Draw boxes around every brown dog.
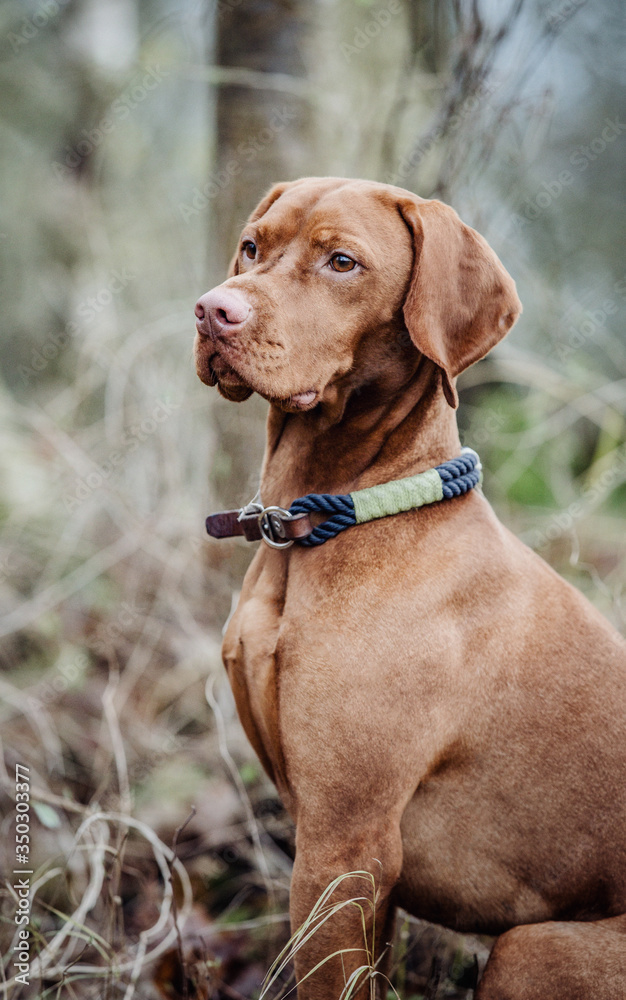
[194,178,626,999]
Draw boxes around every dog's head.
[194,177,521,412]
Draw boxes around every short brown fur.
[194,178,626,998]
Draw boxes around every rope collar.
[206,448,482,549]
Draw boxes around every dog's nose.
[195,288,251,337]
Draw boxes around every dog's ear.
[248,181,291,222]
[228,182,292,278]
[397,197,522,408]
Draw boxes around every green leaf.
[32,801,61,829]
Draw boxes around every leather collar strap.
[206,448,481,549]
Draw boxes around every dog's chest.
[221,554,293,802]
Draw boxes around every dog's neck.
[260,359,461,505]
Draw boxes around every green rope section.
[351,468,444,524]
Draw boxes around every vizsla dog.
[194,178,626,999]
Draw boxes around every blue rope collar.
[206,448,482,549]
[289,448,482,546]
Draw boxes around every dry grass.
[1,1,624,997]
[0,169,624,1000]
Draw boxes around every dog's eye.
[242,241,257,260]
[330,253,356,272]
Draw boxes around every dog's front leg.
[289,823,402,999]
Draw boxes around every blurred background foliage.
[0,0,624,996]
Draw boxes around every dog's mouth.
[204,353,253,402]
[200,350,320,412]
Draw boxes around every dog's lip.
[209,352,247,386]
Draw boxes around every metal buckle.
[258,506,295,549]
